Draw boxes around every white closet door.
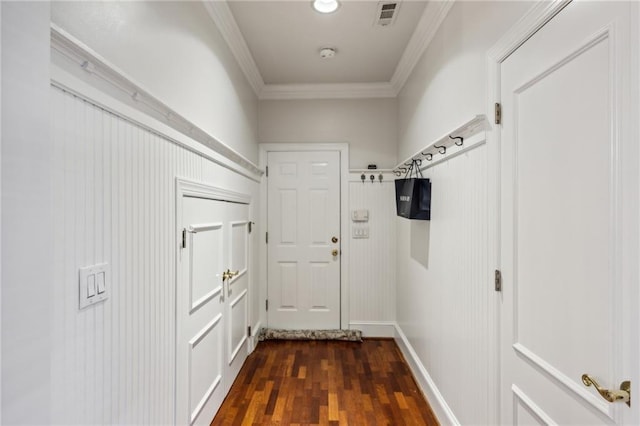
[177,196,226,425]
[176,193,250,425]
[225,202,250,383]
[500,1,637,424]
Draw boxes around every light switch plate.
[352,226,370,239]
[79,263,109,310]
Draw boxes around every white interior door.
[225,202,250,382]
[176,188,250,425]
[177,196,226,426]
[500,1,638,424]
[267,150,341,329]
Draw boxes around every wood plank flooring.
[211,339,439,425]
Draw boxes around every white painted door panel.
[177,195,250,425]
[500,2,637,425]
[177,197,226,425]
[267,151,341,329]
[226,208,250,382]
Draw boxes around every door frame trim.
[176,178,252,204]
[259,143,350,330]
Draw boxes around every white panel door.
[225,202,250,382]
[177,196,226,426]
[267,151,341,329]
[177,193,250,425]
[500,2,637,424]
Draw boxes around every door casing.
[259,143,350,330]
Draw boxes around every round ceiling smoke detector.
[312,0,339,13]
[319,48,336,59]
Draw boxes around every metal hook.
[394,171,401,177]
[421,152,433,161]
[399,167,407,174]
[449,135,464,146]
[370,174,375,184]
[378,173,383,183]
[361,173,366,183]
[434,144,447,155]
[413,158,422,167]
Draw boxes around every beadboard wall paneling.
[395,145,496,425]
[348,174,396,331]
[50,86,257,424]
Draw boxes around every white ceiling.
[204,0,454,99]
[227,1,427,85]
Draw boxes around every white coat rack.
[348,169,394,184]
[393,115,491,176]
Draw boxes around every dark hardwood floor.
[211,339,439,425]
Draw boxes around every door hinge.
[265,232,268,244]
[247,326,252,337]
[266,299,269,311]
[495,103,502,125]
[494,269,502,292]
[248,221,253,234]
[181,228,187,249]
[265,166,268,177]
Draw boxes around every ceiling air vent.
[374,2,400,27]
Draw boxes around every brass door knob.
[331,249,339,257]
[331,236,339,243]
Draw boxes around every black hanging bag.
[395,159,431,220]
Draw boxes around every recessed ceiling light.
[313,0,340,14]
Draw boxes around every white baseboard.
[348,321,396,338]
[393,323,460,426]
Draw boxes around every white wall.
[259,99,398,331]
[1,1,262,423]
[52,1,258,163]
[49,84,259,424]
[348,173,396,336]
[397,146,493,424]
[259,98,397,169]
[398,1,532,161]
[395,2,532,424]
[1,2,53,424]
[0,0,3,415]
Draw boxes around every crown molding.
[390,0,455,94]
[202,0,265,96]
[203,0,454,100]
[50,24,263,180]
[259,82,396,100]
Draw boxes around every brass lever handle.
[582,374,631,407]
[222,269,240,281]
